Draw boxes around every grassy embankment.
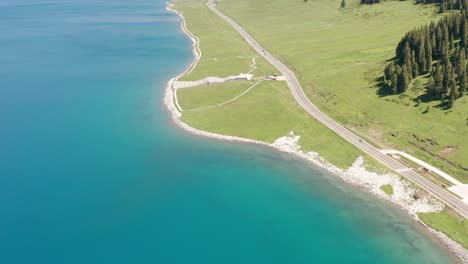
[174,0,363,169]
[178,81,250,110]
[218,0,468,184]
[216,0,467,247]
[419,210,468,248]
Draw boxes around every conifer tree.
[397,67,409,93]
[443,62,452,93]
[434,64,444,97]
[425,34,433,72]
[448,88,455,108]
[418,38,427,72]
[459,70,467,95]
[450,33,455,50]
[391,67,399,94]
[440,2,447,13]
[458,48,466,75]
[461,18,468,48]
[426,76,436,97]
[384,63,393,83]
[411,51,419,77]
[436,27,443,59]
[441,41,450,65]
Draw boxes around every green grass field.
[181,81,362,168]
[173,0,277,81]
[217,0,468,183]
[419,210,468,249]
[177,81,254,110]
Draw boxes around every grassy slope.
[218,0,468,183]
[177,81,252,110]
[174,0,363,168]
[175,0,276,81]
[181,81,362,168]
[419,210,468,249]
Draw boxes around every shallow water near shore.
[0,0,458,263]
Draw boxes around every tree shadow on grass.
[386,57,396,63]
[433,100,451,110]
[417,93,434,103]
[375,75,393,97]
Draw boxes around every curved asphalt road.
[207,1,468,218]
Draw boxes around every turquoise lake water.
[0,0,458,263]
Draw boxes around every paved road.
[207,1,468,218]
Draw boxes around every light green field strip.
[177,80,263,111]
[181,81,362,169]
[218,0,468,182]
[173,0,277,81]
[419,210,468,249]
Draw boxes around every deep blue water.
[0,0,457,263]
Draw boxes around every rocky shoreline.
[165,2,467,262]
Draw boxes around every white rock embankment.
[271,132,467,263]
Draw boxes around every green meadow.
[180,81,362,168]
[419,210,468,248]
[174,0,277,81]
[177,81,252,110]
[218,0,468,183]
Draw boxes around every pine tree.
[403,42,412,71]
[418,37,427,73]
[450,33,455,50]
[448,88,455,108]
[457,50,467,96]
[461,17,467,48]
[434,64,444,97]
[443,23,449,45]
[440,2,447,13]
[441,41,450,65]
[411,50,419,77]
[453,82,460,98]
[459,70,467,96]
[391,66,399,94]
[397,67,409,93]
[436,27,443,59]
[443,62,453,94]
[425,34,433,73]
[450,65,458,98]
[426,76,436,97]
[454,14,461,36]
[384,63,393,83]
[458,48,465,72]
